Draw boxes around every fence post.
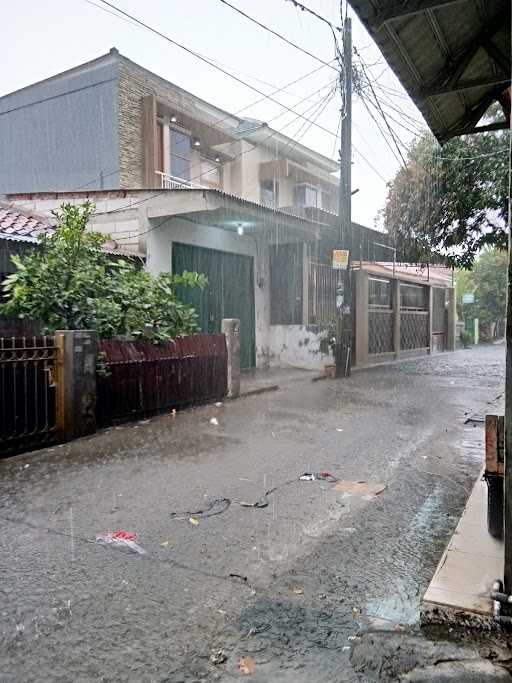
[428,285,433,353]
[446,287,456,351]
[55,330,98,442]
[222,319,240,399]
[392,279,401,359]
[354,269,368,366]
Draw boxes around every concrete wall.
[0,56,120,194]
[267,325,331,371]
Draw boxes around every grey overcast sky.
[1,0,426,228]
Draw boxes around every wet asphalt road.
[0,344,506,682]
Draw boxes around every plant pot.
[324,364,336,379]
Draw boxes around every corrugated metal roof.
[349,0,511,142]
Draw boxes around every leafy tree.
[383,123,509,268]
[1,203,207,341]
[456,248,507,339]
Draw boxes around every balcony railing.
[156,171,205,190]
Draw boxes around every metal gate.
[172,243,256,369]
[0,336,59,456]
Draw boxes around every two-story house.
[1,48,403,371]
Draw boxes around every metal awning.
[349,0,511,142]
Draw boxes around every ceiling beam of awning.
[374,0,467,28]
[348,0,511,142]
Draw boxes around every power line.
[95,0,340,139]
[96,80,340,218]
[216,0,338,72]
[355,49,408,168]
[283,0,342,33]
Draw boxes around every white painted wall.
[267,325,331,371]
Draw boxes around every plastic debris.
[336,428,344,432]
[239,656,255,674]
[160,540,170,547]
[189,517,200,526]
[299,473,316,481]
[95,530,146,555]
[210,417,219,426]
[215,402,223,407]
[171,409,177,418]
[299,471,337,482]
[23,464,30,469]
[210,650,227,665]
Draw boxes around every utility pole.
[334,17,352,378]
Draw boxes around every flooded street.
[0,344,506,682]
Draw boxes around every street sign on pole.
[462,292,475,304]
[332,249,349,270]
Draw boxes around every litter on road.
[189,517,200,526]
[210,650,227,665]
[95,530,147,555]
[210,417,219,426]
[334,480,386,497]
[238,656,255,674]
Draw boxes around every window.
[294,183,318,208]
[170,128,191,180]
[400,283,427,310]
[201,157,221,187]
[369,277,391,308]
[261,179,279,208]
[321,190,336,212]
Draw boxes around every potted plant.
[319,320,337,377]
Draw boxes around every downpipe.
[490,580,512,625]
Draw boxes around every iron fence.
[400,311,429,350]
[308,262,338,324]
[96,334,228,426]
[368,310,394,355]
[0,336,58,456]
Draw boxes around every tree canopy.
[383,124,509,268]
[1,203,207,342]
[456,247,507,339]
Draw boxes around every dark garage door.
[172,242,256,369]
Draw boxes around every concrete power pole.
[335,17,353,378]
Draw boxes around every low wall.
[267,325,331,371]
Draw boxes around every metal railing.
[0,336,59,456]
[308,262,338,325]
[156,171,206,190]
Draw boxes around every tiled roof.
[0,203,55,243]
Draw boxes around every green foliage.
[456,248,507,339]
[383,126,509,268]
[460,329,473,348]
[1,203,207,342]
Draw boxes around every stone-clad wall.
[118,58,222,189]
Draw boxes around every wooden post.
[222,319,240,399]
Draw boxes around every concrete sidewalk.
[422,471,503,626]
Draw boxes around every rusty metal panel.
[486,414,505,476]
[96,334,228,426]
[0,336,58,456]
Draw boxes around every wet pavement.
[0,344,508,682]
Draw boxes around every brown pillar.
[354,269,368,366]
[55,330,97,441]
[392,279,401,358]
[446,287,456,352]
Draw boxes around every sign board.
[332,249,349,270]
[462,293,475,305]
